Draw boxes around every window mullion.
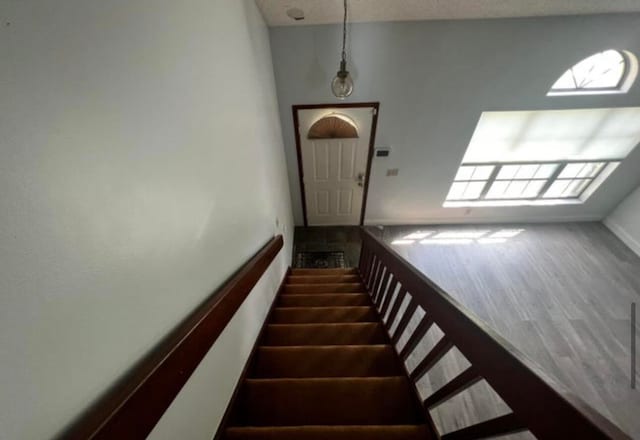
[477,165,501,200]
[537,163,566,199]
[460,181,471,200]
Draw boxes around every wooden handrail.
[59,235,284,440]
[359,228,630,440]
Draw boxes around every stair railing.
[359,228,630,440]
[59,235,284,440]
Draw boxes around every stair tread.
[274,305,373,309]
[286,281,362,287]
[268,322,379,326]
[256,344,392,349]
[280,293,368,296]
[272,306,374,312]
[245,376,407,382]
[278,293,370,307]
[287,275,361,284]
[251,345,401,378]
[291,268,358,275]
[238,377,423,426]
[284,283,365,293]
[282,290,367,297]
[226,425,432,439]
[271,306,376,323]
[271,306,377,323]
[263,322,387,346]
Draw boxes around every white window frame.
[445,160,619,204]
[547,50,638,96]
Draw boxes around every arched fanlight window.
[548,49,638,96]
[308,114,359,139]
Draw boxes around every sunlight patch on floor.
[391,228,525,246]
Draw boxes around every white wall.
[0,1,293,439]
[148,261,284,440]
[269,15,640,225]
[605,185,640,256]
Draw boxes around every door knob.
[357,172,365,187]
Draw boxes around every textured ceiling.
[255,0,640,26]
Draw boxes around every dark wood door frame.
[292,102,380,227]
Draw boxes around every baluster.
[423,366,482,409]
[371,263,385,298]
[386,287,408,329]
[374,270,391,306]
[391,298,418,345]
[366,256,379,290]
[380,278,399,319]
[366,252,377,287]
[399,315,434,360]
[410,336,454,382]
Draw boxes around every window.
[446,161,618,204]
[446,165,494,201]
[447,108,640,208]
[308,114,359,139]
[548,50,638,96]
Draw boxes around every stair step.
[238,377,422,426]
[284,283,365,294]
[270,306,377,324]
[278,293,370,307]
[250,345,401,378]
[291,268,358,276]
[226,425,432,440]
[263,323,387,346]
[287,274,361,284]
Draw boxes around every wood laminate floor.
[381,223,640,439]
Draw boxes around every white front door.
[298,107,374,226]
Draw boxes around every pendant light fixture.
[331,0,353,99]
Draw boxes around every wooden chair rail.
[359,228,630,440]
[60,235,284,440]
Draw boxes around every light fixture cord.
[341,0,347,63]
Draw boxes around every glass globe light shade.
[331,73,354,99]
[331,63,353,99]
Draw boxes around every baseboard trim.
[603,218,640,257]
[365,214,603,226]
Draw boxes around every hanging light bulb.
[331,0,353,99]
[332,60,353,99]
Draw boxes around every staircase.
[224,268,435,439]
[64,232,632,440]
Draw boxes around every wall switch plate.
[386,168,399,176]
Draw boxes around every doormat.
[295,251,346,269]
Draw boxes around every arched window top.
[308,114,359,139]
[548,49,638,96]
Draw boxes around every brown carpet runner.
[224,268,435,439]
